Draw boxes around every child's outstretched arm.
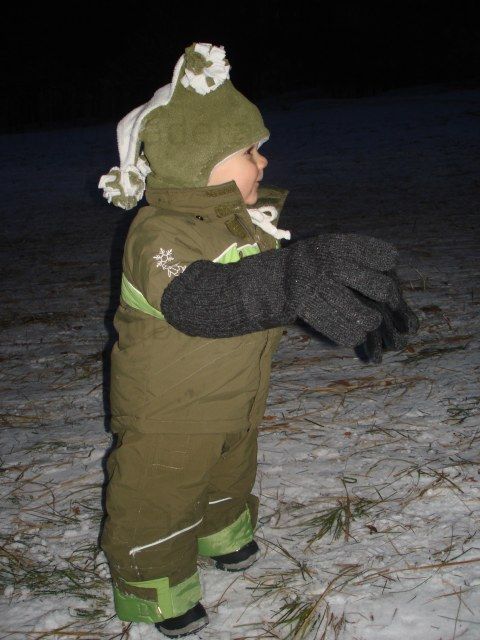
[160,233,406,348]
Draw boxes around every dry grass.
[0,311,77,329]
[299,374,429,397]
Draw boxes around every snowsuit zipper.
[233,212,272,252]
[230,213,273,425]
[233,213,256,243]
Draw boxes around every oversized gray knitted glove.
[160,233,403,347]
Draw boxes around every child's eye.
[245,146,255,155]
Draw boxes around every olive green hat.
[99,42,270,210]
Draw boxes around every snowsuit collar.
[145,180,291,240]
[145,180,252,221]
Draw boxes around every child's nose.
[258,154,268,169]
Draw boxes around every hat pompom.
[98,157,151,210]
[180,43,230,95]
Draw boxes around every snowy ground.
[1,84,479,639]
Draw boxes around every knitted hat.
[98,42,270,210]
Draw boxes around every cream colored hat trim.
[98,54,185,206]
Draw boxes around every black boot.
[155,602,209,638]
[210,539,260,571]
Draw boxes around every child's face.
[207,143,268,205]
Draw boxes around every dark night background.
[3,1,479,133]
[1,3,480,633]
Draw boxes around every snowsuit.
[101,180,289,622]
[98,41,419,634]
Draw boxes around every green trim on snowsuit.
[212,241,260,264]
[197,505,253,556]
[120,241,263,320]
[113,571,201,623]
[121,272,165,319]
[112,506,253,622]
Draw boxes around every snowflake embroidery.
[153,248,187,278]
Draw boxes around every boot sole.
[214,550,260,572]
[156,614,209,638]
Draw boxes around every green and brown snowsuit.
[101,180,289,622]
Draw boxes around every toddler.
[98,42,418,638]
